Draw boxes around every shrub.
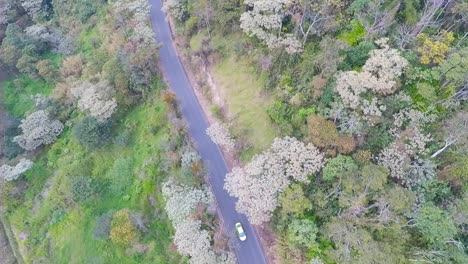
[339,41,375,71]
[0,159,34,181]
[73,117,112,148]
[13,110,64,151]
[109,209,138,245]
[61,55,83,78]
[70,176,95,203]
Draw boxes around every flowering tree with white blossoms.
[206,122,235,150]
[110,0,156,48]
[224,137,325,224]
[162,179,235,263]
[71,79,117,121]
[378,108,434,186]
[162,0,187,21]
[0,159,34,181]
[173,219,236,264]
[162,179,213,225]
[240,0,302,54]
[13,110,64,151]
[335,38,408,117]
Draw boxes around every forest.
[0,0,467,264]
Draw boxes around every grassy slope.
[213,57,276,152]
[190,32,277,158]
[5,95,183,263]
[3,76,54,118]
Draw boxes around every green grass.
[6,95,183,263]
[2,76,53,117]
[213,56,277,155]
[189,31,278,157]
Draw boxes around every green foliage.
[339,41,376,71]
[70,176,95,203]
[267,100,293,134]
[3,76,53,117]
[322,155,358,181]
[338,20,366,46]
[364,123,393,152]
[279,184,312,217]
[73,117,113,149]
[415,204,457,247]
[287,219,319,249]
[0,117,24,159]
[401,0,420,24]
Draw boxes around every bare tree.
[431,112,468,158]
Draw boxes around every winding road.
[149,1,267,264]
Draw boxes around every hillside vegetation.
[0,0,232,263]
[165,0,467,263]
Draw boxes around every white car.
[235,222,247,241]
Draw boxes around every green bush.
[1,117,24,159]
[338,20,366,46]
[339,41,376,71]
[364,123,393,152]
[70,176,95,203]
[73,117,113,148]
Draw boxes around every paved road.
[149,1,267,264]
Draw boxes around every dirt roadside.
[165,17,241,169]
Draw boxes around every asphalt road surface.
[149,1,267,264]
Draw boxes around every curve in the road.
[148,1,267,264]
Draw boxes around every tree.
[71,79,117,121]
[312,37,349,77]
[162,179,213,225]
[287,219,318,248]
[73,117,112,148]
[36,59,58,82]
[162,179,234,264]
[173,219,235,264]
[239,0,302,53]
[109,209,138,245]
[348,0,401,37]
[417,31,455,65]
[431,112,467,158]
[377,119,433,183]
[13,110,64,151]
[206,122,235,150]
[307,114,357,155]
[432,47,468,99]
[279,184,312,217]
[335,38,408,117]
[110,0,159,94]
[60,55,83,78]
[322,155,358,181]
[414,204,457,247]
[224,137,325,224]
[21,0,49,20]
[0,158,33,181]
[162,0,188,21]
